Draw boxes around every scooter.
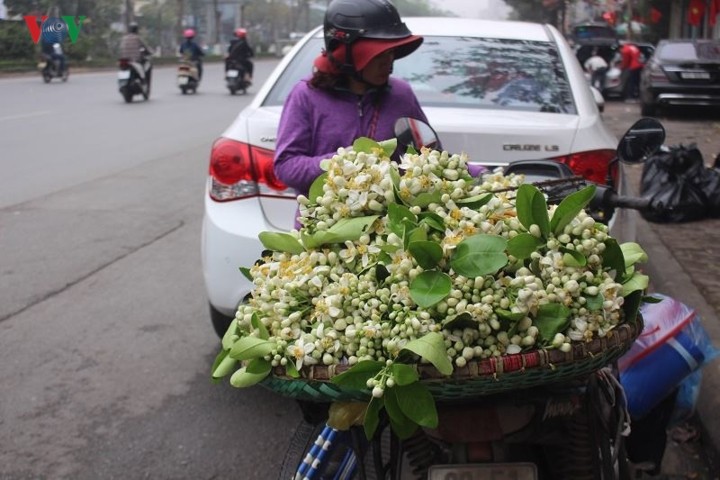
[225,59,251,95]
[177,57,200,94]
[38,43,69,83]
[278,117,669,480]
[117,48,152,103]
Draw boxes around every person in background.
[226,28,254,83]
[273,0,429,200]
[620,42,643,100]
[179,28,205,80]
[584,47,609,94]
[119,22,153,84]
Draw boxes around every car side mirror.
[617,117,665,164]
[393,117,441,151]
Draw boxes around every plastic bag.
[640,144,708,223]
[619,294,720,419]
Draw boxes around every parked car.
[640,39,720,116]
[201,17,619,336]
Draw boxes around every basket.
[261,317,643,403]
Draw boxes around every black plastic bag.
[640,145,708,223]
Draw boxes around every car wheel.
[210,303,234,338]
[640,101,656,117]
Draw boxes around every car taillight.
[552,149,617,186]
[648,62,668,82]
[208,138,291,202]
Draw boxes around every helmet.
[183,28,195,39]
[128,22,138,34]
[234,28,247,38]
[317,0,422,74]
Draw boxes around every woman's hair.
[309,70,344,90]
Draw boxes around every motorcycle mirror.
[616,118,665,164]
[393,117,441,151]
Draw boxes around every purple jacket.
[274,76,428,196]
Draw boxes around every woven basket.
[261,317,643,403]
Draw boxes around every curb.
[636,216,720,468]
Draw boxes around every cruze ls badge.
[503,144,560,152]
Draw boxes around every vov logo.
[23,16,86,44]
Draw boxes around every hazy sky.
[432,0,512,20]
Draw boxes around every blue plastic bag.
[619,294,720,419]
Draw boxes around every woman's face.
[361,49,395,86]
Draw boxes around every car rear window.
[264,35,576,114]
[658,41,720,61]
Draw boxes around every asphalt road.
[0,59,302,480]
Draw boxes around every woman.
[273,0,428,197]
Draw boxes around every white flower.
[287,341,316,370]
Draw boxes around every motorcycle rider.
[41,39,66,74]
[226,28,254,83]
[119,22,153,86]
[179,28,205,80]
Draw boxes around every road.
[0,59,301,480]
[2,62,720,479]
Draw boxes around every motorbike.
[224,59,251,95]
[277,117,668,480]
[177,57,200,94]
[117,48,151,103]
[38,43,69,83]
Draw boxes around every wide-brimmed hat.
[314,35,423,74]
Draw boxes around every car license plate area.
[429,463,538,480]
[680,71,711,80]
[227,69,240,77]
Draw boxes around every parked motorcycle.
[38,43,69,83]
[224,59,250,95]
[117,48,151,103]
[177,57,200,94]
[277,117,668,480]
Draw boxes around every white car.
[201,17,619,336]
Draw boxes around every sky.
[431,0,512,20]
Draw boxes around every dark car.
[640,39,720,116]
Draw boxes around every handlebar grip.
[607,192,653,210]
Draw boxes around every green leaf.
[401,332,453,375]
[364,397,382,439]
[456,193,492,210]
[584,293,604,311]
[450,234,508,278]
[251,313,269,340]
[239,266,252,281]
[623,290,643,326]
[409,271,452,308]
[378,138,397,158]
[622,272,649,297]
[353,137,380,154]
[304,216,380,248]
[308,172,328,205]
[620,242,648,268]
[375,263,390,284]
[221,319,239,350]
[395,382,438,428]
[211,349,238,380]
[285,360,300,378]
[229,358,272,388]
[388,203,417,237]
[229,336,276,360]
[441,312,476,330]
[383,388,420,439]
[418,212,446,232]
[550,185,596,235]
[406,227,427,247]
[390,364,419,386]
[507,233,542,260]
[411,191,443,208]
[560,246,587,267]
[516,184,550,238]
[331,360,384,389]
[642,295,663,304]
[408,240,444,270]
[535,303,571,342]
[603,239,626,282]
[258,232,305,255]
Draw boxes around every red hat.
[314,35,423,74]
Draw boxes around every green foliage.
[0,20,35,60]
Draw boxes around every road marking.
[0,111,52,122]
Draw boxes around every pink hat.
[314,35,423,74]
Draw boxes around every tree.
[504,0,570,28]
